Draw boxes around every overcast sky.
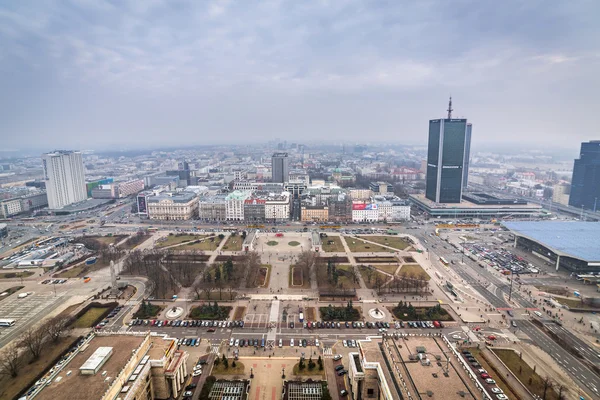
[1,0,598,152]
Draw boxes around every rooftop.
[283,381,322,400]
[36,335,146,400]
[410,194,541,210]
[148,191,197,203]
[503,221,600,261]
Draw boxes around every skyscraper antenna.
[447,96,453,119]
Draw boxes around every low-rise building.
[265,191,291,221]
[198,195,227,221]
[0,198,23,218]
[349,189,372,201]
[147,192,198,220]
[226,190,252,221]
[34,332,189,400]
[20,191,48,212]
[373,196,411,221]
[118,179,145,197]
[352,203,379,222]
[301,205,329,222]
[244,198,266,222]
[369,182,394,195]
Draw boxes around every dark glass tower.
[425,98,472,203]
[569,141,600,211]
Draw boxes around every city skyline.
[1,1,599,150]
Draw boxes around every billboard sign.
[352,204,378,211]
[137,194,147,214]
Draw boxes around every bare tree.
[0,343,22,378]
[555,383,568,400]
[542,376,554,400]
[19,327,45,360]
[44,315,72,343]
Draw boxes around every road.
[543,322,600,365]
[518,320,600,398]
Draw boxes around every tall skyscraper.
[272,152,289,183]
[425,98,472,203]
[42,150,87,209]
[569,140,600,211]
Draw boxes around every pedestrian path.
[322,347,333,357]
[211,345,220,355]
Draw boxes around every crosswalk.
[322,347,333,357]
[211,345,220,355]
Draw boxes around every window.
[367,388,375,397]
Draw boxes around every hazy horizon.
[2,1,599,151]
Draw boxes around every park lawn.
[211,360,245,375]
[317,264,360,290]
[345,238,393,253]
[266,240,279,246]
[399,264,430,280]
[289,266,311,289]
[358,235,410,250]
[358,266,389,290]
[292,363,325,377]
[491,349,560,400]
[0,271,35,279]
[181,237,222,251]
[155,234,207,248]
[222,235,244,251]
[56,265,86,278]
[233,306,246,320]
[119,235,152,250]
[321,236,345,252]
[372,264,399,275]
[72,306,111,328]
[0,336,78,400]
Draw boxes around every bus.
[147,227,159,232]
[439,257,449,266]
[0,319,16,327]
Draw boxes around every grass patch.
[0,286,25,302]
[321,236,345,252]
[222,235,243,251]
[289,266,311,288]
[305,307,316,321]
[554,296,599,310]
[56,265,86,278]
[211,360,245,375]
[316,264,360,290]
[133,302,163,319]
[0,271,34,279]
[292,362,325,377]
[180,236,222,251]
[72,306,111,328]
[400,263,430,280]
[233,306,246,320]
[358,266,389,289]
[288,241,301,247]
[320,304,361,321]
[372,264,399,275]
[155,234,207,248]
[0,336,77,400]
[89,235,127,246]
[119,234,152,250]
[189,304,232,320]
[266,240,279,246]
[492,348,560,400]
[345,237,394,253]
[358,235,410,250]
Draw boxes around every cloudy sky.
[1,0,598,152]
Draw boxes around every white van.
[533,311,542,318]
[315,339,320,347]
[290,338,294,347]
[279,339,283,348]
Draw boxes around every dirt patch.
[321,236,345,252]
[355,256,397,263]
[214,255,247,262]
[321,256,349,263]
[403,256,416,263]
[292,267,303,286]
[71,305,112,328]
[305,307,316,321]
[233,306,246,320]
[256,266,270,287]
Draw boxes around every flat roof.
[410,194,541,210]
[36,335,145,400]
[503,221,600,261]
[80,346,113,373]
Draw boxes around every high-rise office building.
[463,123,472,188]
[425,98,472,203]
[272,153,289,183]
[569,140,600,211]
[42,150,87,209]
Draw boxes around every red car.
[480,373,490,379]
[207,328,215,332]
[487,335,496,340]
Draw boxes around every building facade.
[198,196,227,221]
[301,206,329,222]
[20,191,48,212]
[569,141,600,211]
[147,192,198,220]
[265,192,291,221]
[226,190,252,221]
[42,150,87,209]
[369,182,394,195]
[244,198,266,222]
[352,203,379,222]
[0,198,22,218]
[118,179,145,197]
[271,153,289,183]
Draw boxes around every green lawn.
[180,237,222,251]
[554,297,599,310]
[155,234,207,248]
[266,240,279,246]
[56,265,86,278]
[72,307,110,328]
[372,264,399,275]
[321,236,345,252]
[0,271,35,279]
[345,237,393,253]
[399,264,430,280]
[358,235,410,250]
[492,349,560,400]
[211,360,245,375]
[222,235,243,251]
[288,241,301,246]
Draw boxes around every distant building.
[226,190,252,221]
[244,198,266,222]
[349,189,372,201]
[552,183,570,206]
[369,182,394,195]
[425,99,472,204]
[33,332,189,400]
[328,196,352,222]
[272,153,289,183]
[373,196,411,221]
[0,198,22,218]
[118,179,145,197]
[352,203,379,222]
[198,195,227,221]
[265,191,291,221]
[86,178,114,197]
[147,192,198,220]
[569,140,600,211]
[301,205,329,222]
[42,150,87,209]
[0,223,7,238]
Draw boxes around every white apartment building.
[0,198,22,218]
[264,191,290,221]
[42,151,87,209]
[226,190,252,221]
[147,192,198,220]
[373,196,411,221]
[349,189,373,201]
[351,203,379,222]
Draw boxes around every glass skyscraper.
[569,141,600,211]
[426,117,472,204]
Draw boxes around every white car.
[485,379,496,384]
[193,370,202,377]
[496,394,508,400]
[452,334,461,339]
[342,340,348,347]
[491,388,503,394]
[333,354,342,361]
[229,338,234,346]
[234,339,239,347]
[290,338,294,347]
